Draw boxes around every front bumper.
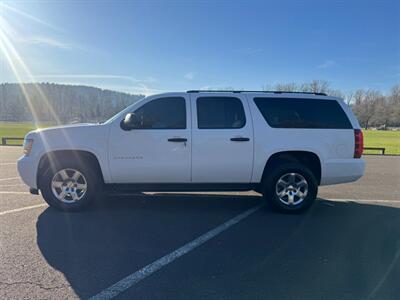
[17,155,39,189]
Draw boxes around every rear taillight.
[354,129,363,158]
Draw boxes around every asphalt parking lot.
[1,146,399,300]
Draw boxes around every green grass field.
[0,122,399,154]
[0,122,52,145]
[362,130,400,155]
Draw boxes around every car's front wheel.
[39,159,101,212]
[262,162,318,213]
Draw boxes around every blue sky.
[0,0,399,95]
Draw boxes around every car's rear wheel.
[262,162,318,213]
[39,159,102,212]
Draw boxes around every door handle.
[230,137,250,142]
[168,138,187,142]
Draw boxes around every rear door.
[190,93,254,183]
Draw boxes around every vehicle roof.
[146,90,343,101]
[149,90,342,101]
[186,90,328,96]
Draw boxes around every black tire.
[262,162,318,214]
[39,158,102,212]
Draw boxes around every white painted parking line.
[89,204,263,300]
[0,177,20,182]
[0,191,30,195]
[0,162,17,166]
[323,198,399,204]
[0,203,47,216]
[0,184,24,188]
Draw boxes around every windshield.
[103,97,147,124]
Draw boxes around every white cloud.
[35,74,161,96]
[127,83,165,96]
[317,60,337,69]
[0,2,62,32]
[15,34,106,55]
[18,36,72,49]
[184,72,196,80]
[104,83,165,96]
[199,84,235,90]
[35,74,156,84]
[0,5,89,53]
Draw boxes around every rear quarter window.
[253,97,352,129]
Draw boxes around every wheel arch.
[37,150,105,189]
[260,150,322,187]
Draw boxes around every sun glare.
[0,3,77,155]
[0,3,62,128]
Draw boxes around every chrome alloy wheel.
[275,173,308,206]
[51,169,87,203]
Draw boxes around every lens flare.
[0,4,76,155]
[0,18,63,126]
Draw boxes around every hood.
[25,122,105,144]
[24,122,107,154]
[35,123,96,133]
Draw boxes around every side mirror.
[120,113,140,131]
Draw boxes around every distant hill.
[0,83,145,123]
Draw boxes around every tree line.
[0,81,399,129]
[0,83,144,124]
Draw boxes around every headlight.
[23,138,34,155]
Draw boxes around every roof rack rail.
[186,90,327,96]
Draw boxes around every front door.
[108,95,191,183]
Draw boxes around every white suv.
[18,91,365,213]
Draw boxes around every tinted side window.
[254,98,352,129]
[197,97,246,129]
[133,97,186,129]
